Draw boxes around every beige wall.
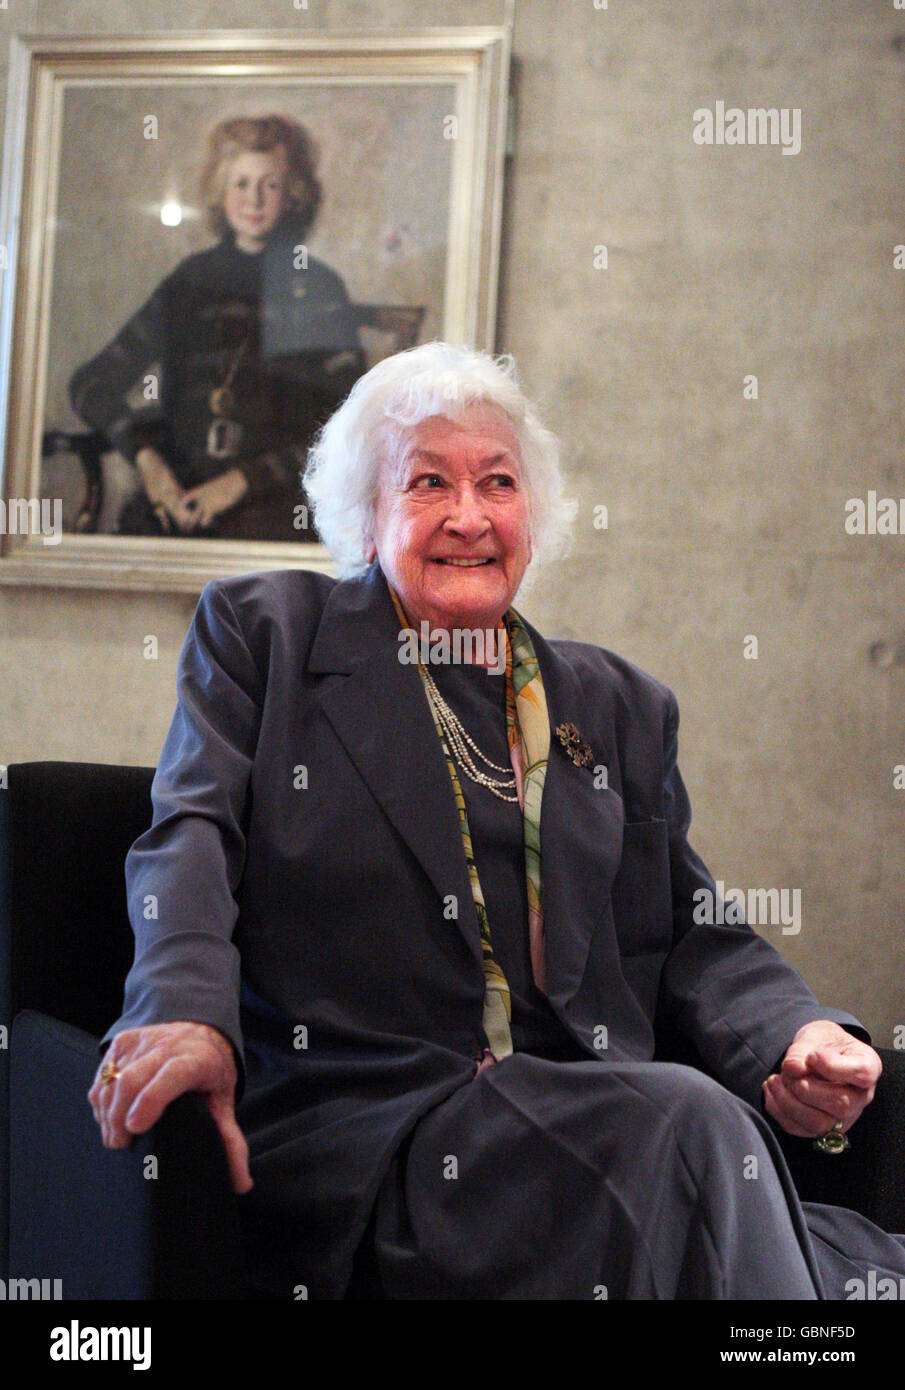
[1,0,903,1044]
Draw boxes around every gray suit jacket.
[104,560,865,1295]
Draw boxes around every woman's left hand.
[763,1019,882,1139]
[177,468,249,531]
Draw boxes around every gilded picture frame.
[0,27,512,591]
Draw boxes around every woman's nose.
[444,487,489,537]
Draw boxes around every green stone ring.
[813,1120,850,1156]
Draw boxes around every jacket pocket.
[609,818,673,956]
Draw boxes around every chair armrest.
[777,1046,905,1234]
[9,1010,245,1298]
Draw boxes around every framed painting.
[0,27,511,590]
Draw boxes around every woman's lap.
[369,1053,905,1300]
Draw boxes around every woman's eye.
[490,474,516,488]
[412,474,444,489]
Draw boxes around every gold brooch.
[555,722,594,768]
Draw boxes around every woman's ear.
[364,537,377,564]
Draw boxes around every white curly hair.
[303,340,577,584]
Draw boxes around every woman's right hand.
[135,447,192,534]
[87,1021,253,1194]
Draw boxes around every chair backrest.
[0,761,155,1280]
[0,762,155,1038]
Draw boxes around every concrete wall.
[1,0,902,1043]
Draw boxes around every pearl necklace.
[421,665,519,802]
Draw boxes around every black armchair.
[0,762,243,1298]
[1,761,903,1299]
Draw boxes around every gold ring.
[99,1059,121,1086]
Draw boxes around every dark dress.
[363,659,905,1300]
[68,214,364,541]
[424,659,586,1061]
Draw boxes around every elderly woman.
[90,342,905,1299]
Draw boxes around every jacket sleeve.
[68,281,178,465]
[656,689,869,1112]
[99,580,264,1096]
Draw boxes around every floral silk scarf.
[389,587,551,1069]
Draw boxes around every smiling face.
[221,146,288,253]
[365,401,532,633]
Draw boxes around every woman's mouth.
[434,558,493,567]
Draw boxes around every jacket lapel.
[307,564,627,1002]
[308,564,484,971]
[526,620,626,1008]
